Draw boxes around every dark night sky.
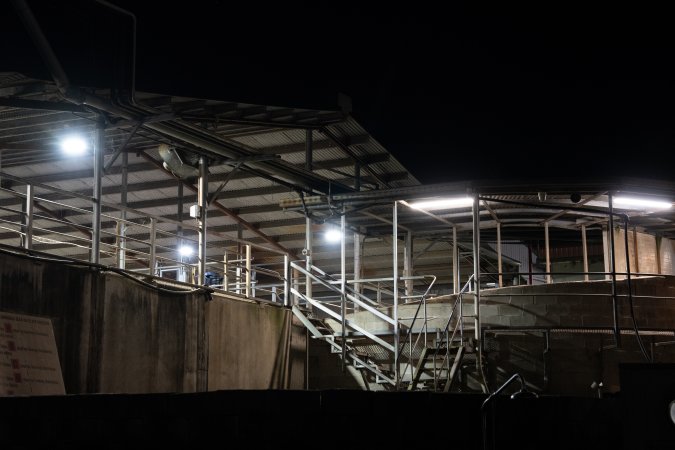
[2,1,674,184]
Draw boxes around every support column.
[581,224,589,281]
[177,182,184,281]
[24,184,34,250]
[91,120,104,264]
[452,226,459,294]
[117,150,128,269]
[472,196,481,342]
[404,232,414,300]
[149,218,156,276]
[305,217,313,300]
[608,194,621,347]
[497,222,502,287]
[340,209,347,369]
[544,222,551,283]
[198,156,208,285]
[353,231,362,296]
[245,244,251,298]
[393,201,400,386]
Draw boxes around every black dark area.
[1,1,674,183]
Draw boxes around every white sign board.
[0,311,65,396]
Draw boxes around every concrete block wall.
[0,249,305,394]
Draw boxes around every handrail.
[430,275,474,388]
[481,373,537,450]
[397,275,436,382]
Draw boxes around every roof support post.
[340,207,347,371]
[452,226,459,294]
[305,217,313,301]
[608,193,621,347]
[497,222,503,287]
[404,232,414,301]
[581,224,589,281]
[544,222,551,283]
[116,150,128,269]
[393,201,400,388]
[91,120,104,264]
[198,156,208,285]
[23,184,34,250]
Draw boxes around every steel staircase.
[289,260,477,391]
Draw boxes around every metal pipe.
[24,184,34,250]
[472,196,481,342]
[245,244,251,298]
[91,120,104,264]
[149,218,156,275]
[404,232,414,300]
[453,226,459,294]
[497,223,502,287]
[393,201,400,387]
[140,153,295,257]
[223,252,228,292]
[198,156,208,285]
[473,195,487,393]
[10,0,71,92]
[544,222,551,284]
[117,150,128,269]
[340,208,346,369]
[581,224,589,281]
[283,254,290,306]
[305,216,313,300]
[608,193,621,347]
[353,231,362,308]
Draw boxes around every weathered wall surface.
[0,249,305,394]
[207,298,306,390]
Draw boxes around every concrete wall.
[0,249,305,394]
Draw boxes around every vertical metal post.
[496,222,502,287]
[393,201,400,387]
[117,150,128,269]
[608,194,621,347]
[305,217,313,300]
[198,156,208,285]
[527,243,533,285]
[24,184,34,250]
[91,120,104,264]
[245,244,251,298]
[633,226,640,274]
[452,226,459,294]
[236,226,242,294]
[544,222,551,283]
[340,208,347,369]
[149,218,156,276]
[472,196,481,341]
[472,195,486,392]
[581,224,589,281]
[354,231,362,310]
[404,232,414,300]
[223,252,228,292]
[283,254,290,306]
[177,181,184,281]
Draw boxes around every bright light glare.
[179,246,194,257]
[614,197,672,210]
[324,229,342,243]
[60,136,88,156]
[408,197,474,210]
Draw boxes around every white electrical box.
[189,204,201,218]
